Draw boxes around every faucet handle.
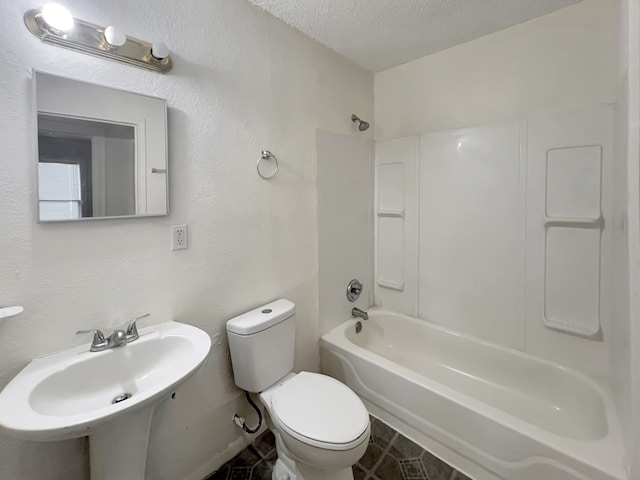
[126,313,150,341]
[76,329,107,351]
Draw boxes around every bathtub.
[320,309,626,480]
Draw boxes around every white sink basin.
[0,321,210,440]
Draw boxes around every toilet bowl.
[261,372,370,479]
[226,299,371,480]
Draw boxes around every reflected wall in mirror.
[34,71,168,222]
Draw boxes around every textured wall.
[248,0,580,72]
[374,0,617,140]
[0,0,373,479]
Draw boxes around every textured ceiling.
[248,0,581,72]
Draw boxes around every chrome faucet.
[75,329,108,352]
[352,307,368,321]
[76,314,150,352]
[107,329,127,348]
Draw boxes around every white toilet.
[226,299,370,480]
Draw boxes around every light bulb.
[151,41,169,60]
[42,3,74,32]
[104,26,126,47]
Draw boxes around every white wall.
[524,106,613,374]
[623,0,640,476]
[376,107,614,377]
[418,122,525,349]
[373,136,419,316]
[375,0,617,140]
[316,131,373,334]
[0,1,373,479]
[611,0,633,471]
[373,0,618,375]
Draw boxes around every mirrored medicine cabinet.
[34,71,169,222]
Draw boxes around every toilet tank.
[226,299,296,392]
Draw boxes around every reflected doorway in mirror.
[33,70,169,222]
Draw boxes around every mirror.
[34,71,168,222]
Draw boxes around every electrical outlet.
[171,224,188,250]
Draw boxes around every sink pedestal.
[0,321,211,480]
[89,406,155,480]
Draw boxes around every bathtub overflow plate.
[112,393,132,404]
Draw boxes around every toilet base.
[272,454,354,480]
[272,458,294,480]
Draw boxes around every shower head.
[351,114,370,132]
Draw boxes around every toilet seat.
[270,372,369,451]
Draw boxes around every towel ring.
[257,150,278,179]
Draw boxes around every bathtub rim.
[320,308,626,480]
[342,309,614,398]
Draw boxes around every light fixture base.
[24,8,172,74]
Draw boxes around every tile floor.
[205,417,473,480]
[205,428,277,480]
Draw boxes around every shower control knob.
[346,279,363,302]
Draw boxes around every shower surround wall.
[373,0,629,468]
[375,108,613,374]
[0,0,373,479]
[316,131,374,335]
[619,0,640,476]
[374,0,640,468]
[374,0,617,369]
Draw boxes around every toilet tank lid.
[226,299,295,335]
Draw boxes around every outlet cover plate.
[171,224,188,250]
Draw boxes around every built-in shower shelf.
[544,216,603,228]
[377,209,405,218]
[543,317,600,337]
[376,154,413,299]
[376,279,405,291]
[0,306,24,320]
[542,142,604,337]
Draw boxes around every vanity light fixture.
[24,4,172,73]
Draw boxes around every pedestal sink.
[0,321,211,480]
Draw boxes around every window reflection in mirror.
[34,71,168,222]
[38,116,136,220]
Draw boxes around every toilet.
[226,299,370,480]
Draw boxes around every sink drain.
[112,393,132,404]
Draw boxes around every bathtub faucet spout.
[352,307,368,321]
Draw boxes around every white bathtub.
[320,309,626,480]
